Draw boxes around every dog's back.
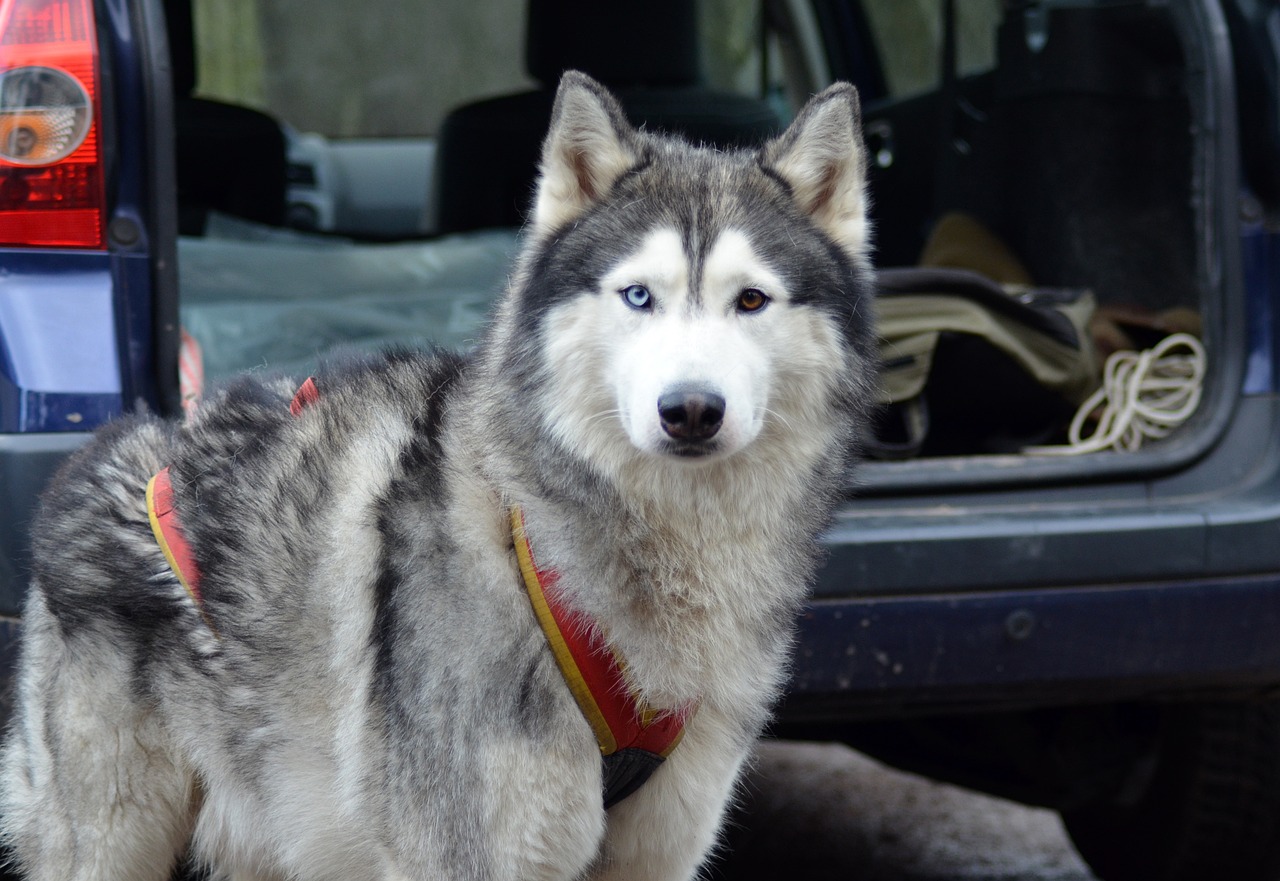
[22,351,465,651]
[2,351,555,880]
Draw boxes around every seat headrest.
[163,0,197,97]
[525,0,700,88]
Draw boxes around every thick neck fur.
[452,333,856,727]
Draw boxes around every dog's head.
[496,72,875,484]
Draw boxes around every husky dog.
[0,72,874,881]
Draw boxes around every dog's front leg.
[589,711,749,881]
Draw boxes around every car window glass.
[191,0,533,138]
[191,0,816,137]
[861,0,1000,98]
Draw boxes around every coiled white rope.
[1031,333,1206,455]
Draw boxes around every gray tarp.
[179,215,519,381]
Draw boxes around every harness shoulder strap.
[146,466,202,604]
[147,377,322,628]
[510,507,692,807]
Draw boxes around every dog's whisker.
[583,409,622,427]
[762,407,795,431]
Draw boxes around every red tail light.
[0,0,105,249]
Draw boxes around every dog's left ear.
[532,71,639,236]
[762,83,869,255]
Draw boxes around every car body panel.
[0,0,1276,730]
[787,573,1280,721]
[0,251,122,432]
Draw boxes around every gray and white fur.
[0,71,875,881]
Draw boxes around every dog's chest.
[477,720,609,878]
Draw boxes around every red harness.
[145,380,319,615]
[511,506,692,806]
[146,466,203,605]
[145,377,690,806]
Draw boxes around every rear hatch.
[1,0,1272,712]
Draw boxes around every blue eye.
[621,284,652,310]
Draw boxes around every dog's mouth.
[657,439,723,459]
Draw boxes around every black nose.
[658,388,726,442]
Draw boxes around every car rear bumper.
[783,574,1280,723]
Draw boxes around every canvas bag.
[871,267,1099,458]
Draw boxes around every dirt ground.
[708,740,1100,881]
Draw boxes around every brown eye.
[737,288,769,313]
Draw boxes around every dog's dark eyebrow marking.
[681,221,703,307]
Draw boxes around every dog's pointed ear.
[762,83,869,255]
[532,71,639,236]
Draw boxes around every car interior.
[166,0,1220,485]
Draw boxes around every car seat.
[432,0,782,234]
[164,0,287,235]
